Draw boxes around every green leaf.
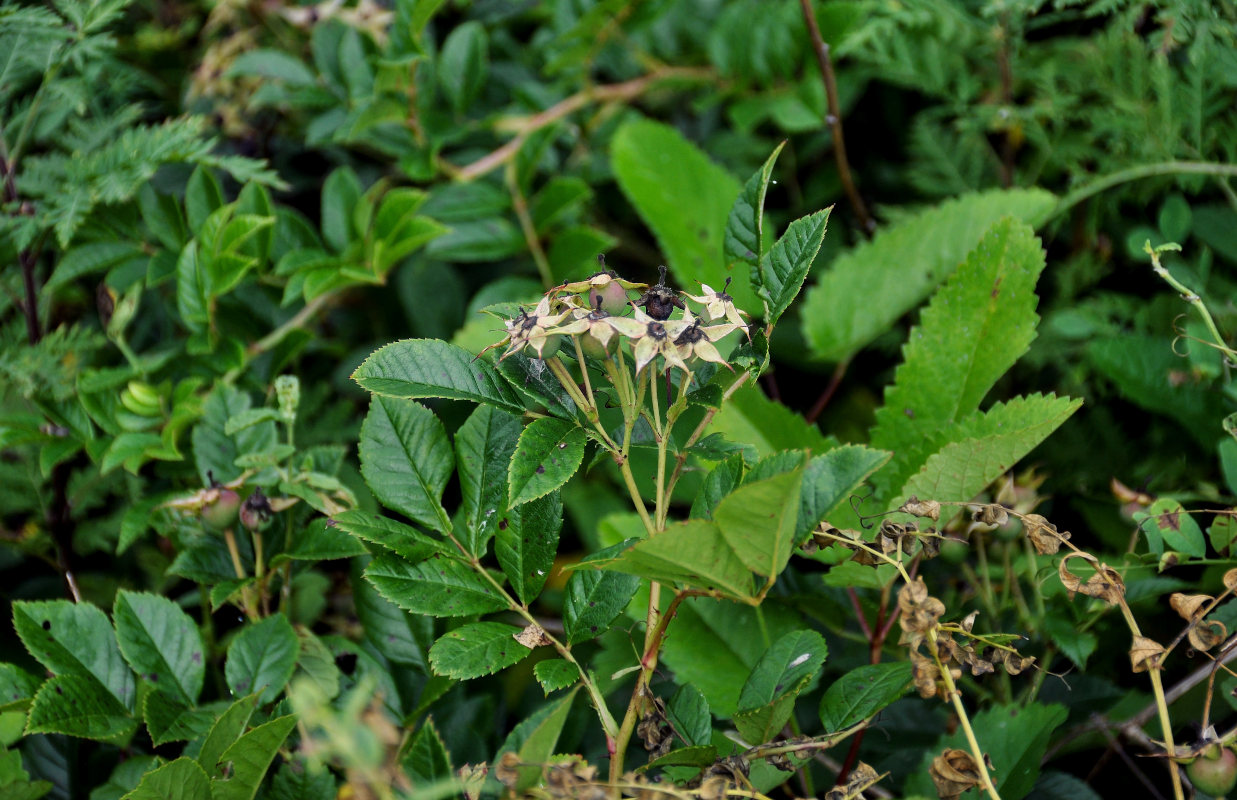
[211,715,297,800]
[659,599,802,717]
[733,630,826,744]
[191,385,277,486]
[12,600,135,710]
[1088,335,1228,446]
[351,560,431,670]
[726,143,784,309]
[322,167,362,253]
[640,746,718,773]
[506,690,577,792]
[46,242,144,294]
[563,565,640,645]
[428,622,532,680]
[667,684,712,747]
[611,118,753,312]
[690,453,746,521]
[905,703,1067,799]
[899,394,1082,509]
[403,718,453,784]
[224,614,299,705]
[294,629,341,700]
[197,695,258,777]
[801,188,1056,361]
[600,519,755,602]
[758,208,830,325]
[1138,498,1205,559]
[455,405,522,556]
[272,518,368,565]
[176,241,209,333]
[359,397,454,532]
[1044,615,1097,669]
[227,49,315,86]
[0,663,40,712]
[532,660,579,695]
[437,21,487,112]
[186,167,224,233]
[425,218,525,262]
[496,492,562,605]
[818,662,912,732]
[709,383,832,458]
[25,674,137,740]
[268,761,335,800]
[548,226,617,283]
[494,353,577,419]
[352,339,526,414]
[113,590,204,707]
[531,177,593,234]
[713,467,804,579]
[143,694,221,746]
[507,418,586,507]
[364,553,507,617]
[796,445,890,542]
[86,753,158,800]
[331,511,444,562]
[121,758,212,800]
[869,218,1048,503]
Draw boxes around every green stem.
[223,294,330,384]
[506,161,555,289]
[1045,161,1237,224]
[1147,244,1235,361]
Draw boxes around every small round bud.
[239,488,274,533]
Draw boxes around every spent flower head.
[609,305,690,374]
[683,277,749,335]
[673,309,736,370]
[484,294,571,361]
[635,265,684,321]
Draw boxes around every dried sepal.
[900,496,941,522]
[1058,553,1125,604]
[971,504,1008,527]
[1224,568,1237,592]
[495,751,523,787]
[1170,593,1214,622]
[1189,619,1227,652]
[1023,513,1069,554]
[1111,477,1153,506]
[930,749,983,800]
[1130,635,1165,673]
[897,577,946,639]
[824,761,883,799]
[910,651,941,699]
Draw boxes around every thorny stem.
[798,0,873,234]
[441,67,715,182]
[506,161,555,289]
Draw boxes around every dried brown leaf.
[1024,513,1069,554]
[1058,553,1125,604]
[1224,568,1237,592]
[1189,620,1227,652]
[900,496,941,522]
[514,623,552,648]
[930,749,982,800]
[1170,593,1213,621]
[971,504,1009,527]
[1130,635,1165,673]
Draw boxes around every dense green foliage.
[3,1,1237,798]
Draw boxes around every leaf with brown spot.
[1058,553,1124,604]
[1130,635,1165,673]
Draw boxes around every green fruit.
[201,488,240,532]
[1188,746,1237,796]
[589,282,630,316]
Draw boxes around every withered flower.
[635,265,684,321]
[608,306,690,374]
[673,309,736,370]
[683,277,749,333]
